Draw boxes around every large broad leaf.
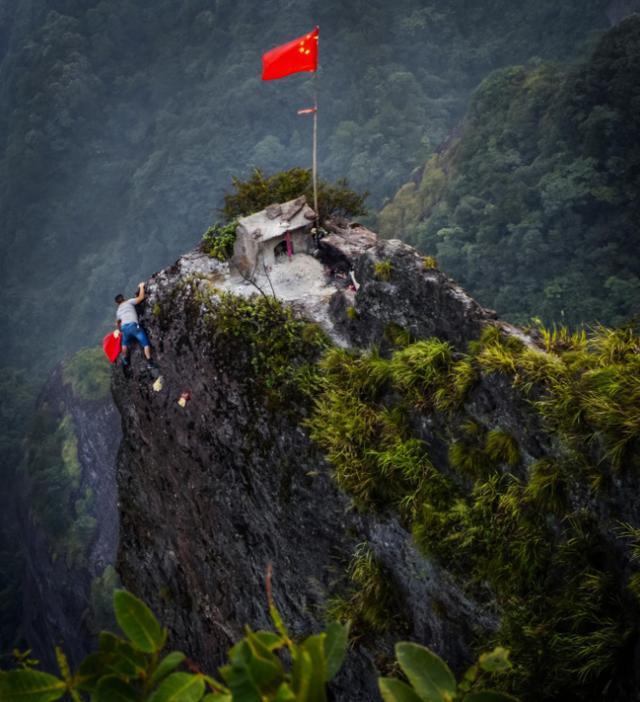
[379,678,425,702]
[296,634,327,702]
[149,652,187,688]
[464,691,519,702]
[273,682,296,701]
[323,622,349,682]
[96,631,147,676]
[252,631,284,651]
[99,631,121,653]
[395,642,456,702]
[244,629,285,689]
[76,652,114,692]
[0,670,66,702]
[220,660,262,702]
[202,694,232,702]
[290,647,313,702]
[93,675,138,702]
[113,589,165,653]
[148,672,205,702]
[109,639,149,677]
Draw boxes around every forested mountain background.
[0,0,632,652]
[0,0,616,375]
[379,14,640,328]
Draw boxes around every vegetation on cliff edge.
[307,322,640,701]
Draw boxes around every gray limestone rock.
[112,221,508,697]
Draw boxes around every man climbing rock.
[115,282,157,373]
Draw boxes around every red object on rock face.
[103,331,122,363]
[262,27,319,81]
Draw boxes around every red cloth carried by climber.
[103,331,122,363]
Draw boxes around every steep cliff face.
[113,219,640,700]
[20,356,120,668]
[112,222,526,696]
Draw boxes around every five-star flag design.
[262,27,319,81]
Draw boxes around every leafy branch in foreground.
[0,588,348,702]
[0,588,518,701]
[380,643,517,702]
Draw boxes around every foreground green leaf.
[244,630,285,689]
[269,605,290,641]
[465,692,519,702]
[477,647,511,674]
[114,589,165,653]
[396,642,456,702]
[323,622,349,682]
[273,682,296,701]
[76,652,112,692]
[298,634,327,702]
[291,646,313,701]
[252,631,283,651]
[148,672,205,702]
[93,675,138,702]
[202,693,232,702]
[219,655,262,702]
[0,670,66,702]
[149,652,187,687]
[378,677,424,702]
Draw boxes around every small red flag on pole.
[261,27,321,225]
[262,27,319,81]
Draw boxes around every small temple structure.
[233,196,316,274]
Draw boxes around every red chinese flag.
[262,27,319,81]
[103,331,122,364]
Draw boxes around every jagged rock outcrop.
[112,221,519,697]
[113,216,640,699]
[20,360,120,669]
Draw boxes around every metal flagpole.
[312,71,319,226]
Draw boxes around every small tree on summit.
[221,167,368,223]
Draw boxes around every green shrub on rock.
[307,323,640,700]
[201,221,237,261]
[221,168,368,223]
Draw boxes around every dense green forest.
[380,15,640,327]
[0,0,613,373]
[0,0,631,664]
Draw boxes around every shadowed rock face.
[113,222,506,698]
[322,223,500,352]
[112,218,640,698]
[20,365,120,669]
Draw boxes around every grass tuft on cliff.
[307,322,640,701]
